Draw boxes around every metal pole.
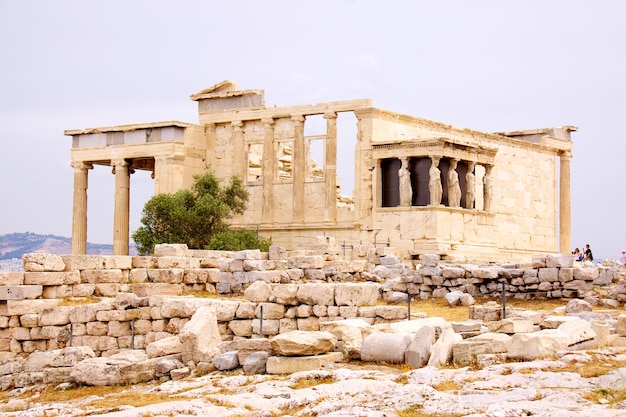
[131,320,135,349]
[501,282,506,319]
[69,323,73,347]
[259,305,264,336]
[407,292,411,321]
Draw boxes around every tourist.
[584,244,593,262]
[572,247,582,261]
[621,249,626,266]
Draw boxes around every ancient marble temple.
[65,80,575,261]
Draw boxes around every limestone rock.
[270,330,337,356]
[565,299,592,313]
[334,283,380,306]
[178,306,222,364]
[361,332,413,363]
[507,330,569,360]
[146,336,182,359]
[213,351,239,371]
[405,325,436,368]
[265,351,343,374]
[244,280,271,302]
[22,253,65,272]
[427,328,462,366]
[243,351,270,374]
[487,318,534,334]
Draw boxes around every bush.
[132,172,250,255]
[208,229,271,252]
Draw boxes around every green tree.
[132,172,264,255]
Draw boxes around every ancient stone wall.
[1,245,623,360]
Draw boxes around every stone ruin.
[1,242,625,388]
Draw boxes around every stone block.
[0,272,24,285]
[265,351,343,374]
[538,268,558,282]
[297,283,335,306]
[61,255,106,271]
[24,272,80,286]
[546,254,574,268]
[22,253,65,272]
[532,254,547,268]
[487,318,534,334]
[452,340,493,365]
[252,318,279,336]
[244,280,271,302]
[507,330,569,360]
[361,332,412,363]
[179,306,221,364]
[154,244,188,257]
[269,245,288,260]
[288,256,325,269]
[81,269,124,284]
[147,269,184,284]
[335,283,380,306]
[0,285,43,300]
[130,283,182,297]
[7,299,58,316]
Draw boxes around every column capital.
[261,117,275,127]
[71,161,93,171]
[231,120,244,131]
[291,115,305,125]
[111,159,133,175]
[559,150,572,159]
[323,112,338,120]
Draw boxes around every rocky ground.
[2,345,626,416]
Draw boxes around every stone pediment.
[190,80,264,102]
[190,80,265,111]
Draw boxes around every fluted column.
[262,118,275,224]
[71,161,93,254]
[559,151,572,253]
[112,159,132,255]
[324,112,338,221]
[292,115,305,223]
[231,120,246,180]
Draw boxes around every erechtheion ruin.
[65,80,575,261]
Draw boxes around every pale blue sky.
[1,1,624,260]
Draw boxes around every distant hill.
[0,232,122,260]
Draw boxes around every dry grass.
[289,374,336,390]
[57,296,100,306]
[432,379,463,392]
[542,357,626,378]
[86,391,194,409]
[584,388,626,405]
[409,297,575,322]
[397,406,464,417]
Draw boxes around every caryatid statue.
[465,161,475,209]
[399,157,412,206]
[429,156,442,206]
[447,159,461,207]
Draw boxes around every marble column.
[292,115,305,223]
[71,161,93,254]
[324,112,338,221]
[231,120,246,180]
[262,118,275,224]
[112,159,132,255]
[559,151,572,253]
